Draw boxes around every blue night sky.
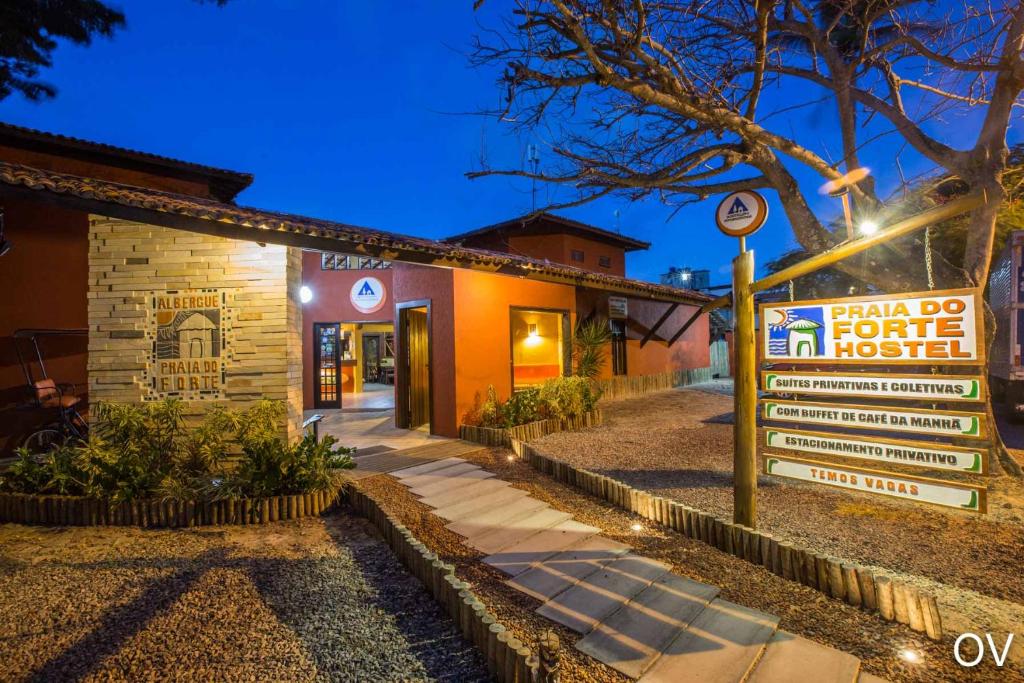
[1,1,1018,285]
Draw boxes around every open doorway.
[397,301,431,431]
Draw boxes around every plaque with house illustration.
[145,289,228,400]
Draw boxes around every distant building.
[661,266,711,292]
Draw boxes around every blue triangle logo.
[357,281,375,296]
[728,198,749,215]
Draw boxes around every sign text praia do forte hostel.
[759,287,988,513]
[760,288,981,364]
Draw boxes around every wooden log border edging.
[0,488,341,528]
[512,439,944,641]
[460,409,603,447]
[345,484,541,682]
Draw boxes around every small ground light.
[630,523,643,532]
[899,648,922,664]
[506,455,515,462]
[860,220,879,235]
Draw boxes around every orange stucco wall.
[392,263,458,437]
[300,251,394,410]
[452,269,577,425]
[0,198,89,454]
[576,290,710,380]
[508,233,626,276]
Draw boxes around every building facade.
[0,123,711,451]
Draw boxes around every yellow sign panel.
[760,288,982,365]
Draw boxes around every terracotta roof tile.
[0,161,709,305]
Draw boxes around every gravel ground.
[532,384,1024,669]
[361,452,1023,683]
[0,513,488,682]
[534,386,1024,601]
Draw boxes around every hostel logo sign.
[766,307,825,358]
[760,288,982,365]
[715,190,769,237]
[350,276,387,314]
[147,289,227,400]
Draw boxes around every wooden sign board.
[761,371,985,403]
[764,455,987,513]
[761,399,986,439]
[765,427,987,474]
[608,296,628,320]
[760,288,983,365]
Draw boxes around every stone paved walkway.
[392,457,883,682]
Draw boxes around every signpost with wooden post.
[715,191,770,528]
[714,190,987,528]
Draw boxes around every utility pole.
[527,144,540,211]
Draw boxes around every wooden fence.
[594,367,713,402]
[0,489,340,527]
[512,439,944,640]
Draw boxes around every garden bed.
[460,410,602,447]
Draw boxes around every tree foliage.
[0,0,125,101]
[0,0,231,102]
[470,1,1024,293]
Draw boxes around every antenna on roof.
[613,209,621,233]
[527,144,540,211]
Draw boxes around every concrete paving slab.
[639,598,779,683]
[857,673,889,683]
[536,554,670,634]
[748,631,860,683]
[505,536,632,601]
[416,477,508,508]
[411,469,498,499]
[392,456,466,480]
[399,462,482,489]
[482,520,601,575]
[445,496,551,537]
[467,508,574,554]
[433,486,532,521]
[577,573,720,679]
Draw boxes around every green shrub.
[0,398,355,503]
[539,376,599,418]
[474,377,599,429]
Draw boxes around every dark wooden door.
[400,306,431,429]
[313,323,341,409]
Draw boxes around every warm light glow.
[630,523,643,532]
[528,323,539,338]
[506,455,515,462]
[898,649,922,664]
[300,285,313,304]
[859,220,880,236]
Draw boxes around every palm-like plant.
[573,316,613,380]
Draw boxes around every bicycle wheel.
[22,429,62,459]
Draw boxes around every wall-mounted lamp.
[300,285,313,304]
[528,323,539,338]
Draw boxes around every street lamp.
[819,167,872,240]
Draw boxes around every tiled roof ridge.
[0,161,710,305]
